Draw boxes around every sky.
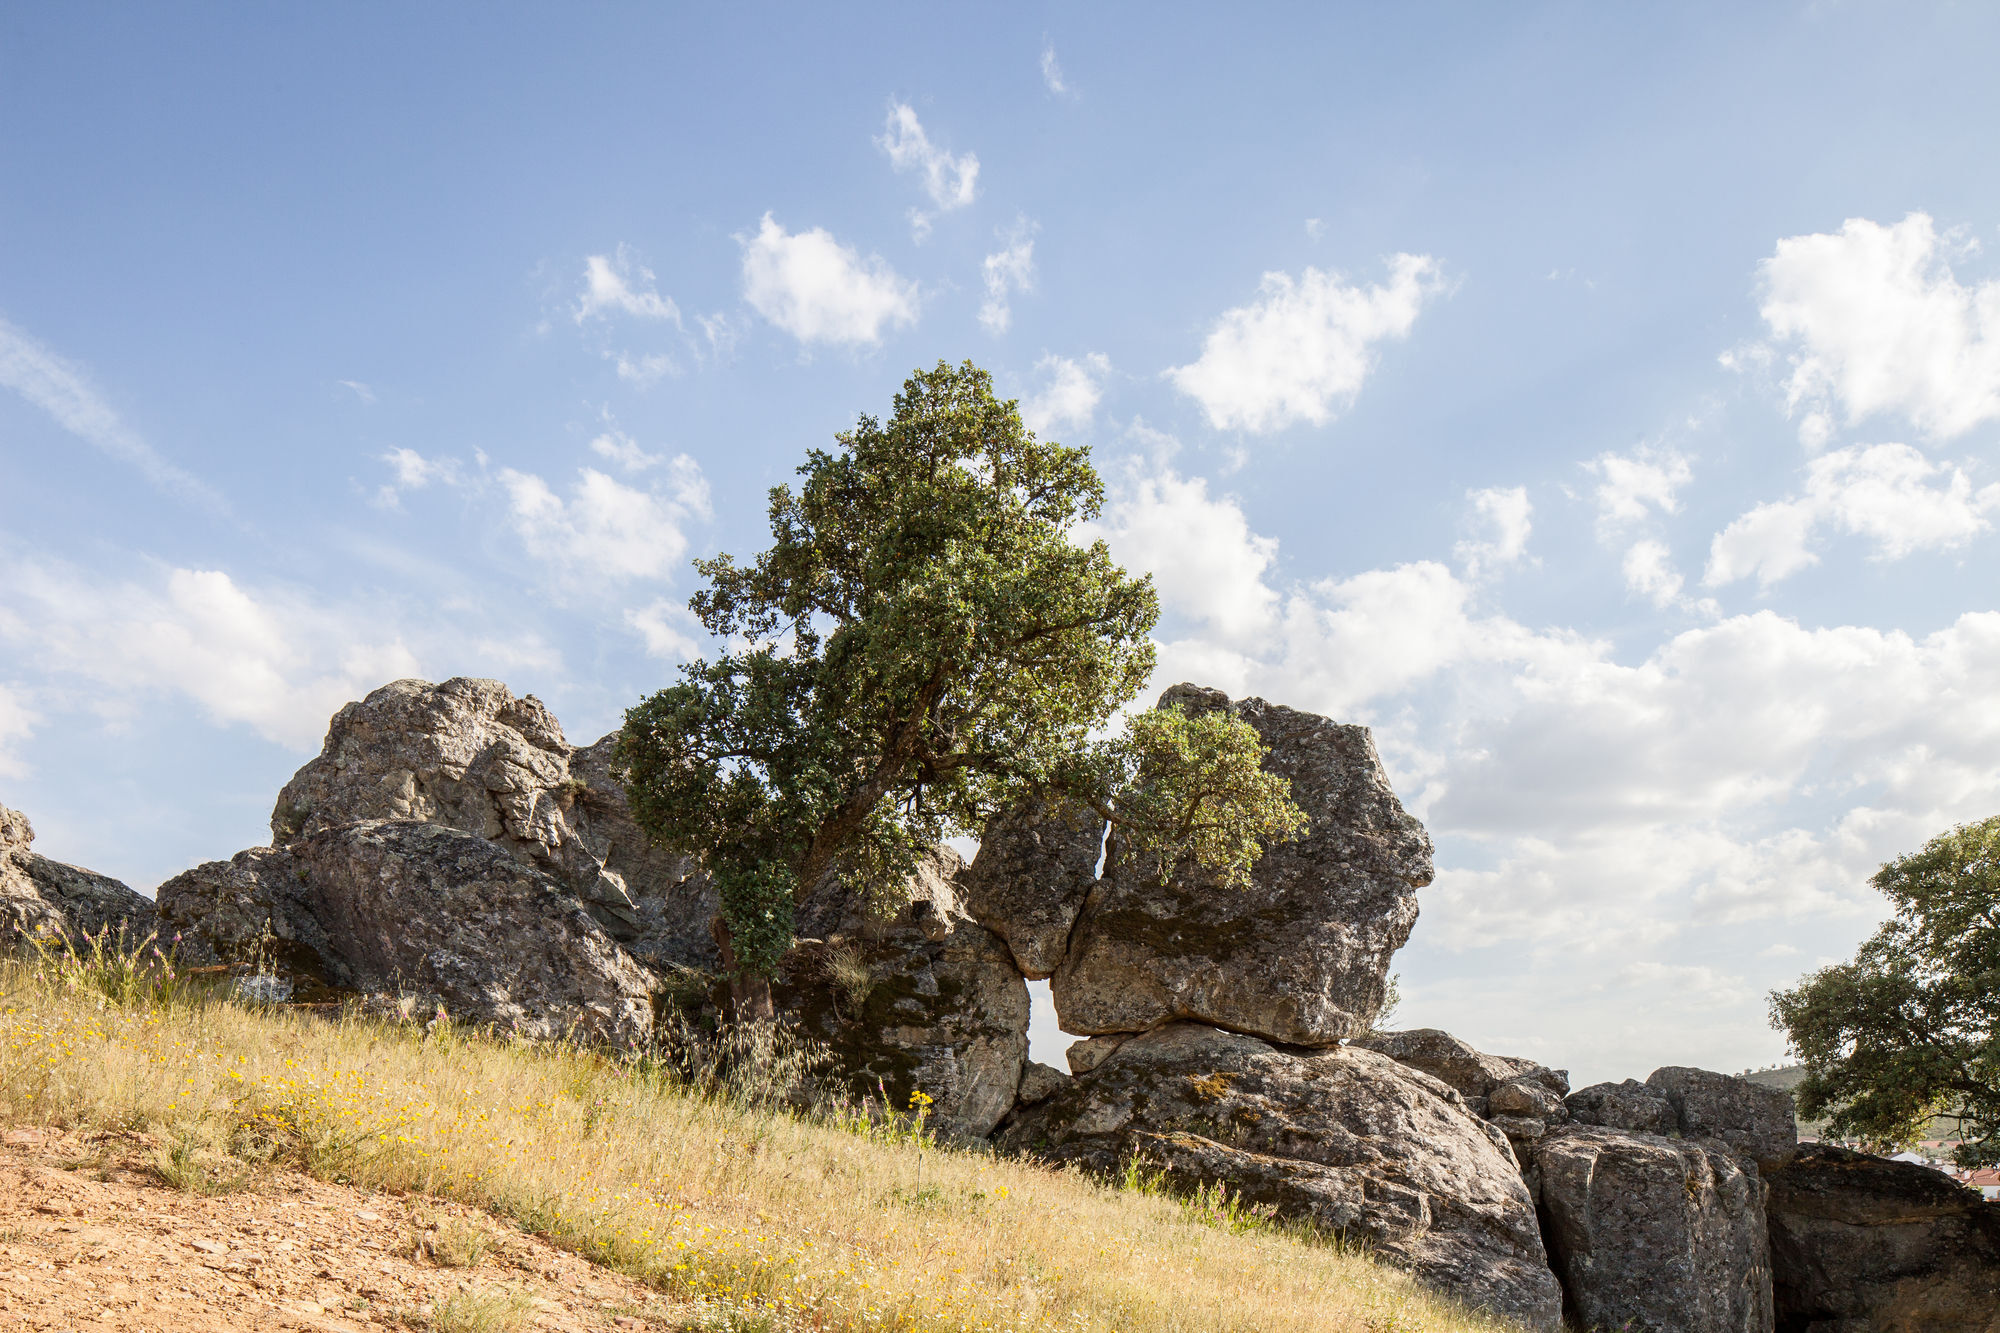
[6,2,2000,1085]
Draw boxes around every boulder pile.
[7,674,1996,1330]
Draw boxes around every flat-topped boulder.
[1646,1065,1797,1172]
[997,1021,1562,1329]
[1051,686,1432,1046]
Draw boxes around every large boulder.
[1647,1066,1798,1172]
[1051,686,1432,1046]
[1566,1078,1679,1136]
[1766,1144,2000,1333]
[0,802,156,945]
[1535,1125,1773,1333]
[960,796,1103,980]
[161,822,656,1044]
[1355,1028,1570,1154]
[777,847,1029,1140]
[258,677,716,969]
[996,1021,1563,1329]
[568,734,720,971]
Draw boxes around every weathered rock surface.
[1052,686,1433,1046]
[1647,1066,1798,1171]
[1766,1144,2000,1333]
[266,678,717,968]
[1015,1060,1069,1106]
[162,822,655,1042]
[997,1022,1563,1329]
[1355,1028,1569,1153]
[568,734,720,971]
[1566,1078,1679,1136]
[0,802,156,944]
[960,796,1103,979]
[295,820,656,1044]
[777,848,1029,1140]
[1535,1124,1773,1333]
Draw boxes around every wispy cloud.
[1040,43,1070,96]
[0,315,226,511]
[575,247,681,325]
[878,102,979,241]
[980,221,1037,335]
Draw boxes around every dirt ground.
[0,1127,691,1332]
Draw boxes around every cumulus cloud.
[980,223,1037,335]
[575,248,680,324]
[0,558,424,752]
[1091,457,1279,639]
[1622,539,1686,608]
[877,103,979,240]
[1705,442,2000,587]
[1585,445,1693,536]
[498,462,709,585]
[1165,255,1444,433]
[626,599,704,661]
[1455,486,1532,579]
[0,315,225,511]
[739,214,919,347]
[1756,213,2000,443]
[1021,353,1110,436]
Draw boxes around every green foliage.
[618,360,1305,983]
[1770,816,2000,1166]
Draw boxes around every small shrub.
[825,943,874,1012]
[417,1285,535,1333]
[407,1207,494,1268]
[152,1126,250,1195]
[637,1010,830,1109]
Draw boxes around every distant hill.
[1739,1064,1962,1144]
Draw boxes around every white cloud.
[1705,442,2000,587]
[980,224,1037,335]
[0,683,39,779]
[739,214,920,347]
[1455,486,1532,579]
[0,315,225,511]
[498,463,708,584]
[878,103,979,240]
[372,448,464,509]
[338,380,376,405]
[1757,212,2000,443]
[1040,43,1068,96]
[1622,539,1685,608]
[1021,353,1110,436]
[611,351,677,386]
[0,558,424,753]
[627,599,704,661]
[1585,445,1693,536]
[1165,255,1445,433]
[1091,457,1279,639]
[575,248,680,324]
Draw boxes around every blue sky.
[7,3,2000,1083]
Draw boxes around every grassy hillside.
[0,947,1514,1333]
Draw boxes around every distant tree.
[618,361,1307,1019]
[1770,816,2000,1166]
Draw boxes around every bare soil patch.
[0,1127,678,1332]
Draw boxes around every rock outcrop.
[1536,1124,1774,1333]
[166,822,657,1043]
[264,678,718,969]
[1355,1028,1570,1152]
[1766,1144,2000,1333]
[1565,1078,1679,1136]
[1646,1066,1799,1172]
[1051,686,1432,1046]
[997,1022,1564,1330]
[960,796,1102,979]
[778,848,1029,1140]
[0,802,155,944]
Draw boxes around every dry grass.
[0,954,1516,1333]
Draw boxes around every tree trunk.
[711,912,776,1023]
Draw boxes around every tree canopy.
[1770,816,2000,1166]
[617,361,1305,1007]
